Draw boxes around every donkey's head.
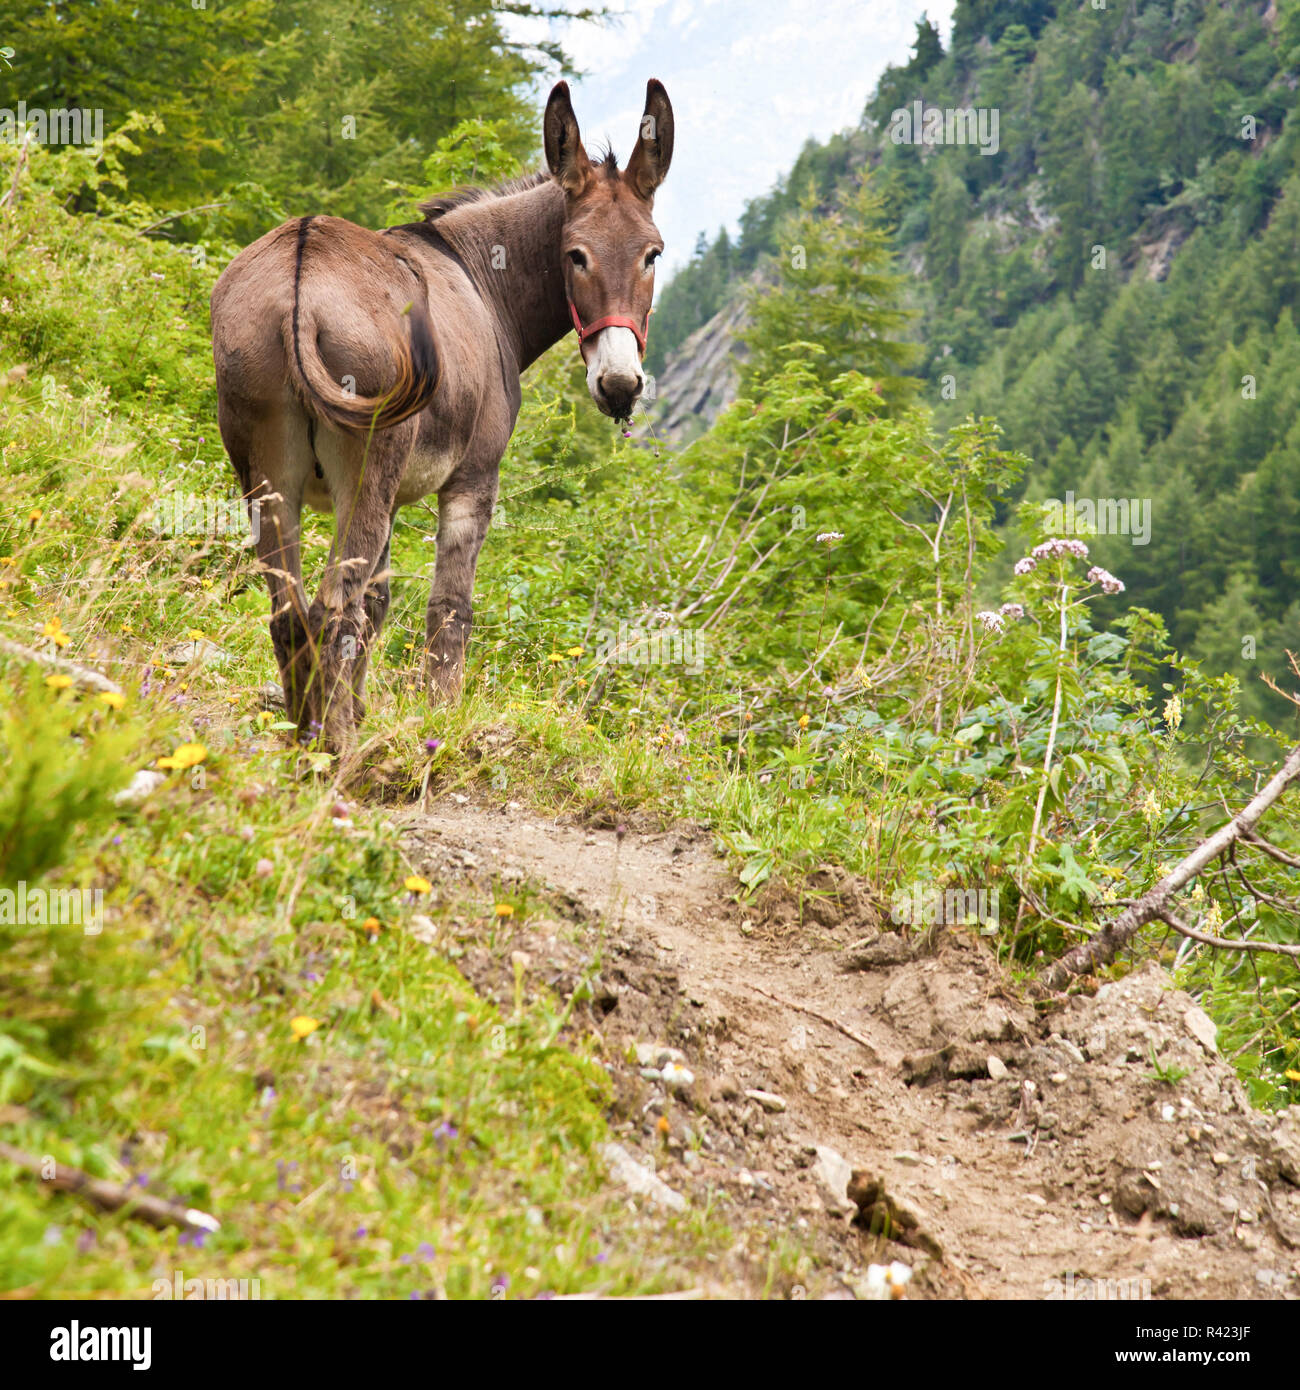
[544,79,674,420]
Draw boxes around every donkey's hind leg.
[313,421,415,751]
[351,521,395,725]
[218,402,317,733]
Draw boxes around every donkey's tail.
[286,217,440,434]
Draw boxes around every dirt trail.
[398,797,1300,1300]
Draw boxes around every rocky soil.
[398,796,1300,1300]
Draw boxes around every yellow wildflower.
[404,874,432,894]
[290,1015,319,1040]
[157,741,208,770]
[98,690,126,710]
[1163,694,1182,731]
[42,617,70,648]
[494,903,514,919]
[45,673,73,690]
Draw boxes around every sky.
[504,0,956,275]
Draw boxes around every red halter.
[567,296,651,359]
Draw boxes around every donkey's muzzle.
[595,370,643,420]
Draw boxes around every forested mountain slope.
[649,0,1300,715]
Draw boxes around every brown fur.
[210,80,673,753]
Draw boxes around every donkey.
[210,79,673,751]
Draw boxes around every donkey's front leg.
[426,479,495,702]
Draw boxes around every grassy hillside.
[3,10,1300,1298]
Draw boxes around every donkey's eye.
[644,249,661,270]
[568,249,588,269]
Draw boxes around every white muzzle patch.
[585,327,644,416]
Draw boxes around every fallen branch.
[1041,742,1300,990]
[0,1142,220,1233]
[0,637,124,695]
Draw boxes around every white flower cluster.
[1031,537,1091,561]
[1086,565,1126,594]
[976,609,1005,633]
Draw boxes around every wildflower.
[1140,790,1161,822]
[255,858,274,877]
[290,1015,319,1040]
[798,713,809,730]
[156,741,207,770]
[404,874,432,895]
[547,652,564,664]
[1203,900,1223,932]
[362,917,381,938]
[98,692,126,716]
[28,508,42,526]
[975,610,1005,633]
[1031,537,1090,561]
[494,903,514,918]
[565,646,584,657]
[816,531,845,547]
[42,617,70,648]
[0,556,15,567]
[656,1115,671,1136]
[424,737,443,753]
[1163,694,1182,731]
[999,602,1024,621]
[44,673,73,690]
[1086,565,1126,595]
[432,1121,459,1141]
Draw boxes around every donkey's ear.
[544,81,592,196]
[624,78,674,202]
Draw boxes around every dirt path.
[398,797,1300,1300]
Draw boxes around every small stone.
[893,1150,923,1167]
[1161,1104,1176,1122]
[813,1145,855,1212]
[1184,1006,1218,1056]
[1049,1072,1068,1084]
[1211,1151,1231,1166]
[600,1142,686,1213]
[639,1067,662,1082]
[113,768,167,806]
[744,1089,787,1113]
[987,1056,1008,1080]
